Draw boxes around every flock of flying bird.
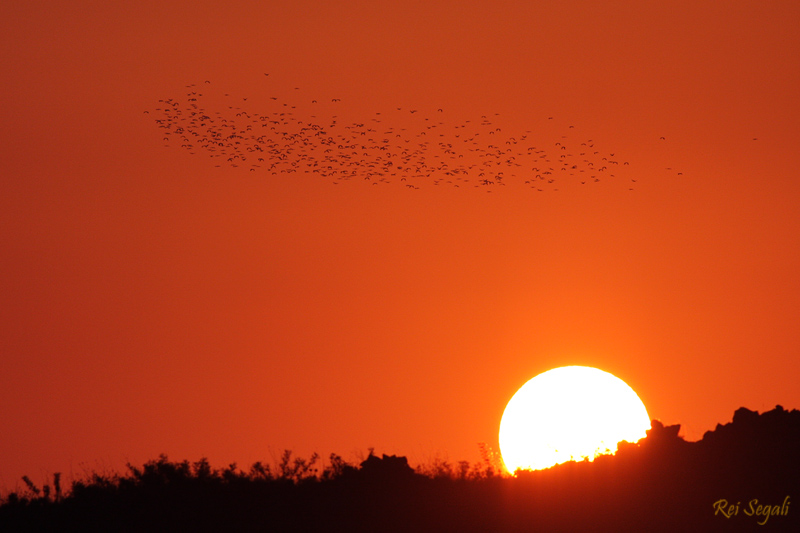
[148,77,674,191]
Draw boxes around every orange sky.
[2,0,799,490]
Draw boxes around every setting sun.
[499,366,650,474]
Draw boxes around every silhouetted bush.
[2,406,798,532]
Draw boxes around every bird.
[151,80,652,193]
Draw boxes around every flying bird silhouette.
[149,79,657,192]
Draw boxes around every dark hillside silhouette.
[2,406,798,532]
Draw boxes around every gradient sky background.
[2,0,799,490]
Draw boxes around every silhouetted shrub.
[1,406,798,532]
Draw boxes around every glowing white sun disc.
[499,366,650,473]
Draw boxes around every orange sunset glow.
[2,1,800,524]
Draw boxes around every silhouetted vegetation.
[2,406,798,531]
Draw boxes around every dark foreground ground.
[2,406,798,532]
